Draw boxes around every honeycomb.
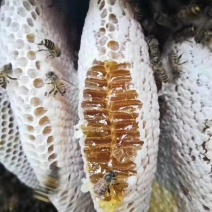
[153,40,212,211]
[0,0,93,211]
[82,61,143,206]
[0,90,38,188]
[78,0,160,211]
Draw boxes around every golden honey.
[81,61,143,210]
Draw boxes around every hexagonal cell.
[17,7,27,17]
[35,7,40,15]
[11,22,20,32]
[16,57,28,67]
[19,86,29,95]
[107,0,115,5]
[48,153,57,162]
[101,8,107,18]
[31,11,37,20]
[98,0,105,10]
[26,33,35,43]
[43,126,52,135]
[34,61,41,70]
[27,51,36,60]
[30,97,42,106]
[5,17,12,27]
[23,1,32,10]
[15,39,25,49]
[109,13,118,23]
[28,0,36,6]
[106,23,115,32]
[107,40,119,51]
[27,18,34,27]
[47,136,54,144]
[33,78,44,88]
[34,107,47,116]
[39,116,50,126]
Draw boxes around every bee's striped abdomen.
[42,39,55,50]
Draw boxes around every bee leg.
[48,84,56,96]
[6,76,18,80]
[179,60,187,65]
[53,90,58,97]
[45,53,53,61]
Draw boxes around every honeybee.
[0,63,17,89]
[154,12,181,31]
[204,4,212,17]
[173,25,197,42]
[34,167,60,203]
[195,29,212,44]
[154,61,169,83]
[45,71,66,97]
[37,39,61,60]
[94,171,117,198]
[177,6,201,22]
[168,50,187,78]
[146,36,161,65]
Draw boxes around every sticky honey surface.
[81,61,143,211]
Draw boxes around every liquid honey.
[81,61,143,211]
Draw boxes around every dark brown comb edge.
[81,60,143,202]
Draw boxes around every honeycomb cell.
[48,145,54,153]
[107,40,119,51]
[109,13,118,24]
[13,68,23,77]
[28,134,35,140]
[99,0,105,10]
[2,114,7,120]
[27,18,34,27]
[8,123,14,128]
[101,8,107,18]
[39,116,50,126]
[35,61,40,70]
[35,7,40,15]
[43,126,52,135]
[8,129,14,135]
[107,0,115,5]
[48,153,57,161]
[99,47,106,55]
[5,17,11,27]
[28,0,36,6]
[11,22,20,32]
[27,51,36,60]
[99,27,106,37]
[15,39,25,49]
[47,136,54,144]
[31,11,37,20]
[99,36,108,46]
[17,7,27,17]
[22,24,31,33]
[16,57,28,67]
[33,78,44,88]
[106,23,115,31]
[19,86,29,95]
[23,114,33,122]
[2,121,7,127]
[26,33,35,43]
[34,107,47,116]
[1,107,7,113]
[27,125,34,132]
[27,68,37,78]
[30,97,42,106]
[12,50,19,59]
[23,1,32,10]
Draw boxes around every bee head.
[4,63,12,70]
[104,171,116,183]
[46,71,54,78]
